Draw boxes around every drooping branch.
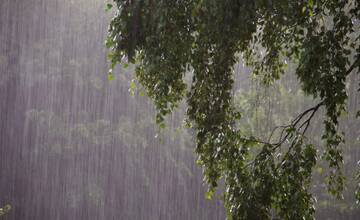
[248,56,360,149]
[244,101,324,148]
[243,101,324,171]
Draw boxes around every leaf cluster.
[107,0,360,219]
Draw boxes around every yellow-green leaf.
[108,73,114,81]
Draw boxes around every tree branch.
[346,56,360,76]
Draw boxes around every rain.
[0,0,359,219]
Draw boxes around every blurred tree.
[107,0,360,219]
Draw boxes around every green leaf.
[308,0,313,9]
[105,3,113,12]
[205,190,215,200]
[317,167,324,174]
[107,73,114,81]
[159,122,166,129]
[308,0,314,16]
[105,39,114,48]
[130,80,136,90]
[129,80,136,96]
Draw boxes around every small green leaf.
[130,80,136,90]
[123,63,129,69]
[105,3,113,12]
[234,112,242,120]
[308,0,313,8]
[205,190,215,200]
[356,111,360,118]
[159,123,166,129]
[105,39,114,48]
[308,0,314,16]
[317,167,324,174]
[129,80,136,96]
[108,73,114,81]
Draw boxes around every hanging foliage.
[106,0,360,219]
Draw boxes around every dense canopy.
[106,0,360,219]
